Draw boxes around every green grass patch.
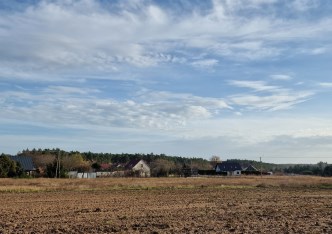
[212,185,256,189]
[0,187,44,193]
[318,183,332,189]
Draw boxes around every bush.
[323,165,332,177]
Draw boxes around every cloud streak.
[270,74,293,81]
[228,80,314,111]
[0,87,232,130]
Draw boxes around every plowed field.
[0,177,331,233]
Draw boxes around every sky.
[0,0,332,163]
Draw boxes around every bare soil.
[0,177,331,233]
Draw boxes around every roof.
[215,162,242,172]
[100,163,111,170]
[8,156,36,171]
[125,159,145,170]
[244,164,259,172]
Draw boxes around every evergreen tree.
[0,155,22,177]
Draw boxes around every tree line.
[1,149,331,178]
[283,162,332,176]
[227,158,332,176]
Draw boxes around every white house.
[125,159,151,177]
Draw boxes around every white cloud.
[318,82,332,88]
[191,59,219,69]
[45,86,100,95]
[310,47,327,55]
[270,74,293,81]
[0,0,331,83]
[228,80,314,111]
[211,41,281,61]
[228,80,281,92]
[230,91,313,111]
[300,47,328,55]
[0,88,232,130]
[137,90,231,110]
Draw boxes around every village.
[2,148,331,178]
[2,153,267,179]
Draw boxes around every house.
[100,163,112,171]
[244,164,258,172]
[215,161,242,176]
[242,164,260,175]
[8,156,36,175]
[125,159,150,177]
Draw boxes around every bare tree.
[150,159,176,177]
[210,155,221,168]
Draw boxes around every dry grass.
[0,176,331,193]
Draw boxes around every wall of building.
[132,160,151,177]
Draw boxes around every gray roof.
[244,164,259,172]
[125,159,147,170]
[9,156,36,171]
[215,162,242,172]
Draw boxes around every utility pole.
[55,150,60,178]
[260,156,262,178]
[55,152,58,178]
[58,150,61,178]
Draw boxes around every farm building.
[125,159,150,177]
[9,156,36,175]
[215,161,242,176]
[99,163,112,171]
[242,164,260,175]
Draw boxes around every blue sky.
[1,0,332,163]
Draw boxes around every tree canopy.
[0,155,23,178]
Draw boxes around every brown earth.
[0,177,331,233]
